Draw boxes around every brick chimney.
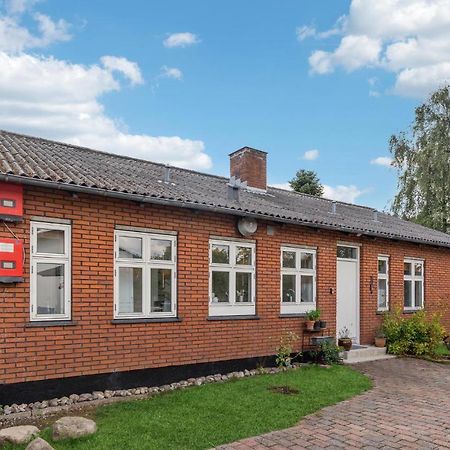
[229,147,267,191]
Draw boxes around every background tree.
[289,169,324,196]
[391,85,450,233]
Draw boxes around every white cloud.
[270,183,292,191]
[100,56,143,85]
[302,149,319,160]
[0,3,211,170]
[296,25,316,41]
[309,35,381,74]
[0,6,70,53]
[271,181,364,203]
[0,51,211,170]
[323,184,364,203]
[305,0,450,97]
[160,65,183,80]
[163,32,200,48]
[371,156,393,167]
[5,0,39,15]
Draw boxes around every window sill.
[207,315,260,321]
[403,309,422,314]
[25,320,77,328]
[111,317,182,324]
[279,313,307,318]
[376,310,389,315]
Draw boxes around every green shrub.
[311,341,342,365]
[382,309,445,357]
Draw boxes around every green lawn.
[9,365,371,450]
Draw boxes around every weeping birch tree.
[391,86,450,233]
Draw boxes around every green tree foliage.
[289,169,324,197]
[391,86,450,232]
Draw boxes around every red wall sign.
[0,238,23,282]
[0,182,23,221]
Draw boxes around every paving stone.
[214,358,450,449]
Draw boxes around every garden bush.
[382,308,445,357]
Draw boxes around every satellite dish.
[238,217,258,237]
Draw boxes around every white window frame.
[280,246,316,314]
[114,230,177,319]
[404,258,424,311]
[30,221,71,321]
[377,256,389,312]
[209,239,256,316]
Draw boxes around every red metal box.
[0,182,23,221]
[0,238,24,282]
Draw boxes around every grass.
[7,365,371,450]
[436,343,450,357]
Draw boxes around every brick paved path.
[217,358,450,450]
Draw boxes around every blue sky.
[1,0,449,209]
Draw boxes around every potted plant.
[313,310,321,330]
[338,327,352,351]
[305,310,317,331]
[319,317,327,329]
[374,329,386,347]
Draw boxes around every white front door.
[336,245,360,343]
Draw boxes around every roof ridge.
[0,129,382,211]
[0,129,231,183]
[267,184,378,212]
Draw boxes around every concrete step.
[342,345,396,364]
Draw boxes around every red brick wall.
[1,185,450,384]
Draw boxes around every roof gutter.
[1,173,448,249]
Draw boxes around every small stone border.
[1,364,319,426]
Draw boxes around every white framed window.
[114,230,177,319]
[404,259,424,311]
[280,246,316,314]
[209,239,255,316]
[377,256,389,311]
[30,221,71,321]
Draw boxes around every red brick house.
[1,130,450,403]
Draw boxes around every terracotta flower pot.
[338,338,352,351]
[374,336,386,347]
[305,320,315,331]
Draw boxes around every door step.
[342,345,396,364]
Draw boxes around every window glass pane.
[151,268,172,312]
[414,280,423,307]
[404,280,412,307]
[301,252,314,269]
[36,263,65,315]
[282,274,296,303]
[300,275,314,303]
[378,279,387,309]
[37,228,64,254]
[211,244,229,264]
[415,262,423,276]
[236,246,252,265]
[282,251,296,268]
[118,267,143,314]
[211,271,229,302]
[404,262,411,275]
[378,259,387,274]
[337,246,357,259]
[150,239,172,261]
[236,272,252,303]
[119,236,142,259]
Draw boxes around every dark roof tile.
[1,129,450,248]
